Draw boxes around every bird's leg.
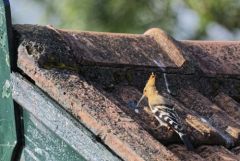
[166,126,171,130]
[153,123,162,130]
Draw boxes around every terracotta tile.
[168,144,204,161]
[13,24,240,160]
[214,92,240,122]
[144,28,185,67]
[176,88,240,146]
[60,29,183,69]
[180,41,240,76]
[231,146,240,158]
[197,146,239,161]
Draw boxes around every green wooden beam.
[0,0,17,161]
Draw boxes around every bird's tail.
[177,132,194,151]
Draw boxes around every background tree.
[12,0,240,40]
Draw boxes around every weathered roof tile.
[168,144,204,161]
[17,45,179,161]
[180,41,240,76]
[231,146,240,158]
[176,88,240,146]
[13,24,240,161]
[214,92,240,123]
[197,146,239,161]
[59,27,183,69]
[144,28,186,67]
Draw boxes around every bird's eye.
[144,89,147,93]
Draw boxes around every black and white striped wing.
[151,105,183,132]
[151,104,194,150]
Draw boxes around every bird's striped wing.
[151,104,183,132]
[151,104,193,150]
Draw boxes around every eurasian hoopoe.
[137,73,194,150]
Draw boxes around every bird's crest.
[145,72,156,88]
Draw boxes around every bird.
[137,73,194,150]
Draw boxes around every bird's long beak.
[137,94,145,107]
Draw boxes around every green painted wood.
[12,73,121,161]
[19,110,86,161]
[0,1,17,161]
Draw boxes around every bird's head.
[137,72,158,106]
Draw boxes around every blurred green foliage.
[33,0,240,39]
[185,0,240,38]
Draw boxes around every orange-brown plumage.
[137,73,193,150]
